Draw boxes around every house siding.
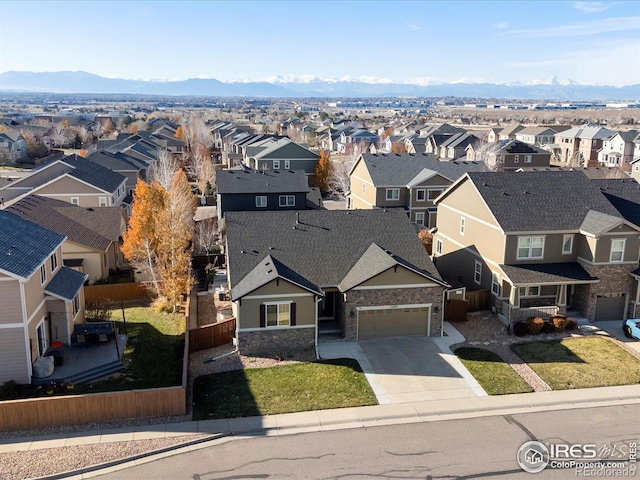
[349,160,376,208]
[375,187,409,208]
[593,232,640,264]
[62,242,106,284]
[0,280,22,325]
[35,175,103,196]
[219,192,307,217]
[0,328,29,385]
[356,266,435,288]
[24,270,46,321]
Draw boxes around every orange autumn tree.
[121,179,167,297]
[313,149,333,192]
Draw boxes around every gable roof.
[252,138,319,160]
[216,167,310,195]
[45,266,88,301]
[495,139,551,155]
[87,150,149,172]
[356,153,489,186]
[0,210,65,279]
[459,171,624,232]
[225,210,447,298]
[57,154,127,193]
[555,125,614,140]
[7,195,124,251]
[591,178,640,228]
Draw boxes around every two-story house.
[597,130,638,169]
[243,138,319,182]
[0,154,127,208]
[215,167,319,224]
[432,171,640,323]
[348,153,488,228]
[87,150,150,197]
[514,126,568,146]
[0,129,27,162]
[554,125,615,167]
[0,210,88,385]
[466,139,551,170]
[7,195,128,284]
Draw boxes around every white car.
[622,319,640,340]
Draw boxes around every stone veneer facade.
[339,286,445,341]
[573,261,638,321]
[237,327,315,356]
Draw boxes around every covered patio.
[497,262,599,324]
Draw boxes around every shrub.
[513,322,528,337]
[540,321,551,334]
[565,317,578,331]
[551,315,567,333]
[526,316,545,335]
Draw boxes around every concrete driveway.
[595,320,640,356]
[318,333,485,404]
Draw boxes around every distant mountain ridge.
[1,71,639,101]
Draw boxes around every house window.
[435,239,443,255]
[99,196,107,207]
[50,253,58,271]
[460,217,465,235]
[386,188,400,201]
[416,189,426,201]
[610,239,625,262]
[265,302,290,327]
[72,294,80,317]
[517,236,544,260]
[415,212,425,226]
[562,235,574,255]
[71,197,79,205]
[519,285,540,297]
[427,188,443,201]
[255,195,267,208]
[40,264,46,284]
[491,272,501,296]
[284,160,290,169]
[525,155,532,163]
[273,160,280,169]
[36,320,47,357]
[514,155,519,163]
[279,195,295,207]
[474,260,482,285]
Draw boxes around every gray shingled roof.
[61,154,127,193]
[45,266,88,301]
[225,210,446,294]
[87,150,149,171]
[590,178,640,228]
[496,139,549,155]
[7,195,122,251]
[230,255,323,300]
[216,168,310,195]
[0,210,65,279]
[500,263,599,285]
[359,153,489,186]
[465,171,622,232]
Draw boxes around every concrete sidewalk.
[1,385,639,455]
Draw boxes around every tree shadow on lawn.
[511,339,586,364]
[192,358,373,421]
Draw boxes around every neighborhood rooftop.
[216,168,310,195]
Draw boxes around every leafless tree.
[327,159,353,199]
[149,149,179,191]
[194,217,219,258]
[50,122,67,148]
[473,142,504,171]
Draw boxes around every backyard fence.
[466,289,490,312]
[84,282,151,303]
[188,317,236,352]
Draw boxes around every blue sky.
[1,1,638,86]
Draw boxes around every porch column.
[556,284,566,306]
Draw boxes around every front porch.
[32,333,127,386]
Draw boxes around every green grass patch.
[512,337,640,390]
[455,347,533,395]
[193,358,377,420]
[74,305,185,393]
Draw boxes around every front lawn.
[455,347,533,395]
[512,337,640,390]
[193,358,377,420]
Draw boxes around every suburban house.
[6,195,128,284]
[498,124,525,140]
[0,210,88,385]
[0,154,127,208]
[553,125,614,167]
[465,139,551,170]
[596,130,638,169]
[514,126,565,146]
[436,132,480,160]
[242,138,320,181]
[87,150,149,197]
[0,128,27,162]
[485,127,503,144]
[348,153,488,228]
[432,171,640,323]
[215,167,321,222]
[335,129,379,155]
[224,209,449,355]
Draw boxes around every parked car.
[622,319,640,340]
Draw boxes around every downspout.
[315,295,322,359]
[441,288,447,337]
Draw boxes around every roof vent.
[267,269,273,274]
[240,250,245,254]
[296,212,300,224]
[269,246,274,250]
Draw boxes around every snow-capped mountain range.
[0,71,638,100]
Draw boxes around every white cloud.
[409,23,422,31]
[502,16,640,38]
[573,1,618,13]
[494,21,508,29]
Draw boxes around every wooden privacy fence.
[0,387,186,432]
[189,318,236,352]
[445,299,469,322]
[466,289,490,312]
[84,282,151,303]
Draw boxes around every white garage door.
[358,307,430,339]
